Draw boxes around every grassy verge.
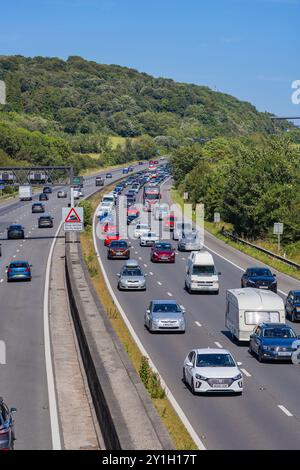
[79,160,140,177]
[80,187,197,450]
[172,189,300,282]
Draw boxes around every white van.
[225,288,285,342]
[185,251,220,294]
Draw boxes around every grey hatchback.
[145,300,186,333]
[117,259,146,291]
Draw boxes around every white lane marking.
[92,209,206,450]
[214,342,223,348]
[16,249,20,253]
[278,405,293,417]
[43,221,62,449]
[182,257,185,261]
[167,292,173,297]
[195,321,202,327]
[0,279,3,283]
[157,281,162,285]
[149,271,154,276]
[144,264,148,267]
[135,251,138,254]
[13,254,16,258]
[241,368,251,377]
[138,256,142,260]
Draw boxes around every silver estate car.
[145,300,186,333]
[117,259,146,291]
[178,232,202,251]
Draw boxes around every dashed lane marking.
[278,405,293,417]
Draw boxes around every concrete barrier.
[65,232,174,450]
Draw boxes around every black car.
[285,290,300,322]
[32,203,45,213]
[241,267,277,292]
[39,192,48,201]
[0,397,17,450]
[7,224,25,239]
[43,187,52,194]
[38,214,54,228]
[106,172,112,179]
[249,323,299,362]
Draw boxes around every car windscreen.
[155,243,172,250]
[9,225,22,230]
[122,269,142,276]
[110,241,127,248]
[10,262,28,268]
[196,353,235,367]
[247,268,272,277]
[293,295,300,302]
[153,303,181,313]
[263,327,296,338]
[192,265,215,275]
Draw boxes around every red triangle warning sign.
[65,207,81,223]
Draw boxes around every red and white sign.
[62,207,84,231]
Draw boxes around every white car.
[183,348,243,395]
[134,223,150,238]
[140,231,159,246]
[97,201,114,217]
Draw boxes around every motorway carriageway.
[0,164,147,449]
[96,178,300,450]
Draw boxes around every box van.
[225,288,285,342]
[185,251,220,294]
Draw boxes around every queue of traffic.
[99,160,300,396]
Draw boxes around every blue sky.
[0,0,299,117]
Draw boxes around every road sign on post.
[73,176,84,187]
[273,223,283,254]
[214,212,221,223]
[183,192,189,201]
[62,207,84,231]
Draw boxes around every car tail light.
[25,267,30,273]
[7,268,12,273]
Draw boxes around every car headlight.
[232,373,242,381]
[271,279,277,284]
[195,374,207,381]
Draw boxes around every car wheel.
[258,348,264,363]
[182,368,187,384]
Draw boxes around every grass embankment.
[79,159,140,177]
[80,187,197,450]
[171,189,300,282]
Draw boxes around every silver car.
[173,222,193,240]
[117,259,146,291]
[145,300,186,333]
[178,232,202,251]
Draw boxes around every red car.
[127,208,140,217]
[163,214,177,231]
[104,232,120,246]
[151,241,175,263]
[107,240,130,259]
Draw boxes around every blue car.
[6,261,32,282]
[249,323,299,362]
[285,290,300,322]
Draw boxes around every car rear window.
[10,262,28,268]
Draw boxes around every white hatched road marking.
[278,405,293,417]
